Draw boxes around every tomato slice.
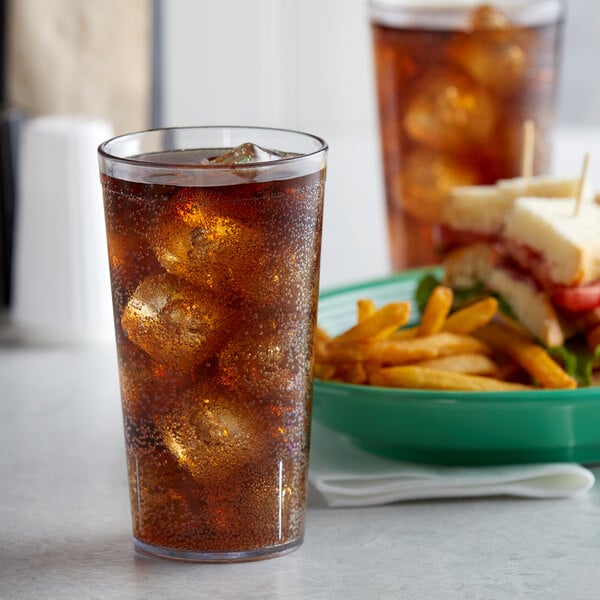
[553,281,600,312]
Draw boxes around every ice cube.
[206,142,287,165]
[154,386,268,482]
[403,66,497,152]
[217,312,310,402]
[446,28,530,95]
[150,189,265,293]
[117,343,210,423]
[238,251,315,312]
[397,149,480,223]
[107,226,157,287]
[121,271,235,371]
[468,5,510,30]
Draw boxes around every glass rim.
[368,0,566,27]
[368,0,563,7]
[98,124,329,171]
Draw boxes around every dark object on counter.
[0,107,26,308]
[1,0,5,105]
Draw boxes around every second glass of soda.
[369,0,566,270]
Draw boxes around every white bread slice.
[443,243,498,289]
[442,176,579,236]
[503,197,600,286]
[496,176,580,201]
[441,185,512,235]
[486,267,565,347]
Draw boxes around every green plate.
[312,268,600,466]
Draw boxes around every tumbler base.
[133,535,304,563]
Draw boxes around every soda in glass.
[369,0,565,269]
[98,126,327,562]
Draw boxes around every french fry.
[315,326,331,343]
[319,340,376,364]
[373,332,493,365]
[369,365,532,391]
[314,362,337,381]
[492,311,532,338]
[442,297,498,334]
[330,301,411,344]
[389,326,418,340]
[357,298,377,322]
[415,353,499,376]
[321,332,491,367]
[475,322,577,389]
[330,362,369,385]
[314,326,332,363]
[417,285,454,336]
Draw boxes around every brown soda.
[101,149,325,557]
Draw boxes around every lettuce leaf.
[549,343,600,387]
[415,273,514,318]
[415,273,442,314]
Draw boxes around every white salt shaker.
[12,114,114,343]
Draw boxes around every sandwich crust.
[441,177,580,239]
[442,186,511,236]
[496,176,580,201]
[503,197,600,286]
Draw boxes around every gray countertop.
[2,342,600,600]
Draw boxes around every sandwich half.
[443,196,600,349]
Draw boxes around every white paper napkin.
[309,422,595,507]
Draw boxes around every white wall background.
[160,0,377,138]
[159,0,600,288]
[558,1,600,127]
